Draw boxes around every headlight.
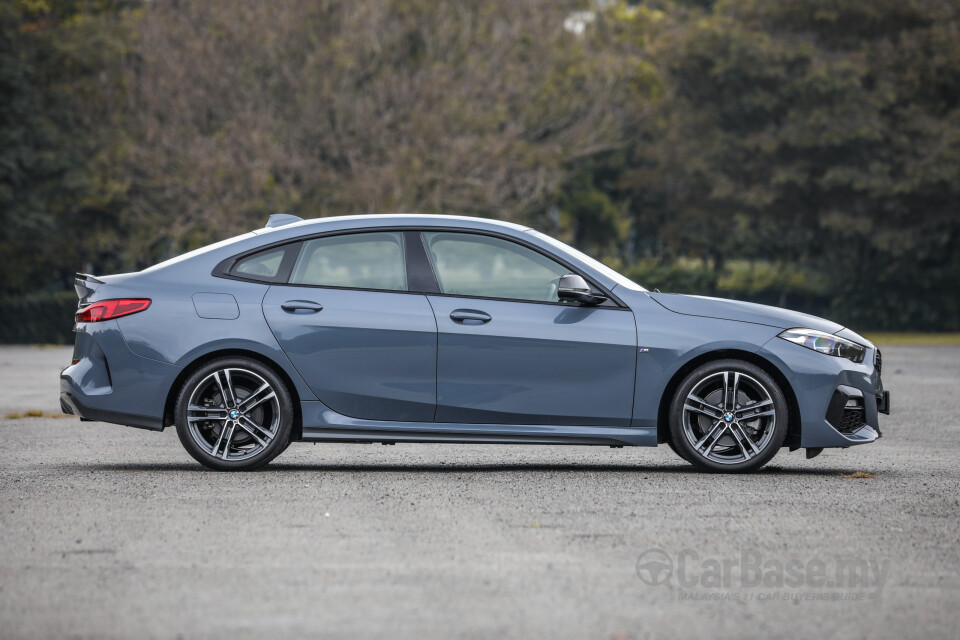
[778,328,866,363]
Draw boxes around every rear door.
[261,231,437,422]
[420,231,637,426]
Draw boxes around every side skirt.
[300,401,656,446]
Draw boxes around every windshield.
[526,230,646,292]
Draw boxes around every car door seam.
[423,294,441,422]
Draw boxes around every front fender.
[622,291,783,433]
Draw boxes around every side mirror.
[557,274,607,306]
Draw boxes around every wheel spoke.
[237,417,271,447]
[736,398,773,418]
[239,415,273,437]
[220,422,236,460]
[694,420,726,453]
[684,403,722,419]
[238,384,275,412]
[703,425,729,456]
[728,426,751,460]
[721,372,730,411]
[212,372,230,408]
[731,423,761,457]
[686,393,722,418]
[188,405,228,417]
[741,409,776,420]
[730,372,741,410]
[222,369,239,408]
[209,425,227,457]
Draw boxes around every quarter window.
[422,232,570,302]
[290,232,407,291]
[232,248,286,280]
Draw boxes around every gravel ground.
[1,345,958,639]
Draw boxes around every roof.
[253,213,531,236]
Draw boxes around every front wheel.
[669,359,788,473]
[175,357,294,471]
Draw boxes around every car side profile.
[60,214,889,472]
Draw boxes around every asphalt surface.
[1,344,958,639]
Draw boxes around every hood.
[649,293,844,334]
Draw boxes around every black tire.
[666,439,692,464]
[175,356,294,471]
[669,359,788,473]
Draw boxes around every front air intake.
[825,388,868,435]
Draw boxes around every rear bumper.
[60,319,180,430]
[59,388,163,431]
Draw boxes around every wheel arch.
[163,348,303,441]
[656,349,801,448]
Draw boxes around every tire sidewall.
[175,356,294,471]
[669,359,788,473]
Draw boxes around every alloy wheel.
[681,370,777,465]
[186,367,281,461]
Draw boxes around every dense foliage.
[2,0,958,342]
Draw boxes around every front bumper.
[759,336,888,449]
[878,390,891,415]
[825,384,888,441]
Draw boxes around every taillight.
[76,299,151,323]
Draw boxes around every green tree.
[617,0,960,327]
[0,0,131,293]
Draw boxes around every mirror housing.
[557,274,607,306]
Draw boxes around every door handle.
[450,309,491,324]
[281,300,323,313]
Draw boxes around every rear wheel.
[175,357,293,471]
[669,359,788,473]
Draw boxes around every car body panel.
[60,319,179,428]
[96,271,318,404]
[649,292,844,334]
[426,295,637,426]
[59,214,888,457]
[262,286,437,422]
[615,287,785,430]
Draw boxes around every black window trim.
[211,226,626,308]
[214,242,302,284]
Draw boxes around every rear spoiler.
[74,273,104,304]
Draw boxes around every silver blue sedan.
[60,214,889,471]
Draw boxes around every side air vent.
[874,349,882,375]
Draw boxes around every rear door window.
[289,232,407,291]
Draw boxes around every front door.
[420,231,637,426]
[262,231,436,422]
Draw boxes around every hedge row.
[0,292,77,344]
